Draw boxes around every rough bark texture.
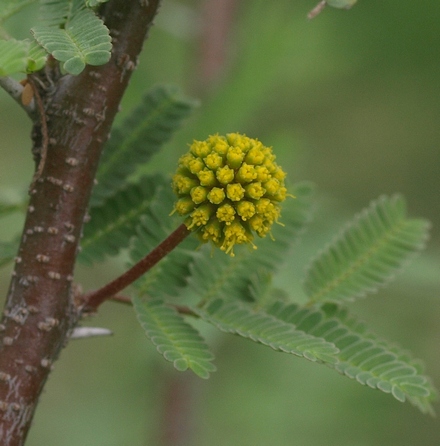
[0,1,160,444]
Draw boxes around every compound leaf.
[79,175,164,264]
[31,8,111,75]
[91,85,199,206]
[267,301,437,414]
[304,195,430,304]
[133,298,216,378]
[196,298,339,364]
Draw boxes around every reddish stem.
[83,224,190,311]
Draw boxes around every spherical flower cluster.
[172,133,288,256]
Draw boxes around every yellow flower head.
[172,133,289,256]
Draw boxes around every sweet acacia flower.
[172,133,289,256]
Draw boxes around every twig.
[0,75,37,118]
[109,294,133,305]
[83,224,191,311]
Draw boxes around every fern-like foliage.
[196,298,339,364]
[79,175,165,265]
[267,301,436,413]
[303,195,430,304]
[91,85,199,206]
[0,39,47,75]
[38,0,84,27]
[133,298,216,379]
[31,5,111,75]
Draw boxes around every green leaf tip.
[304,195,430,304]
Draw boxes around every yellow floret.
[236,201,256,221]
[204,152,224,170]
[175,197,195,215]
[263,178,281,196]
[197,169,217,187]
[190,186,208,204]
[190,140,211,158]
[188,157,205,174]
[216,165,235,185]
[245,182,265,200]
[236,163,257,183]
[226,146,245,169]
[207,187,226,205]
[187,204,214,229]
[226,183,245,202]
[221,220,254,256]
[216,203,235,224]
[173,174,197,194]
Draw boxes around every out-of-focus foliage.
[0,1,439,445]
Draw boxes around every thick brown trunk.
[0,1,160,444]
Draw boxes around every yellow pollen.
[226,183,245,201]
[216,165,235,185]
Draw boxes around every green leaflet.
[185,183,313,303]
[267,301,436,414]
[79,175,164,265]
[31,8,111,75]
[91,85,199,206]
[0,39,47,75]
[26,40,48,72]
[196,298,339,364]
[133,298,216,379]
[303,195,430,304]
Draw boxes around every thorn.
[70,327,113,339]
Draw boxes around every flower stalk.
[82,223,190,311]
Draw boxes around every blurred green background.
[1,0,440,444]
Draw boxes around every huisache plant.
[0,0,436,445]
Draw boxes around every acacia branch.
[0,1,161,444]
